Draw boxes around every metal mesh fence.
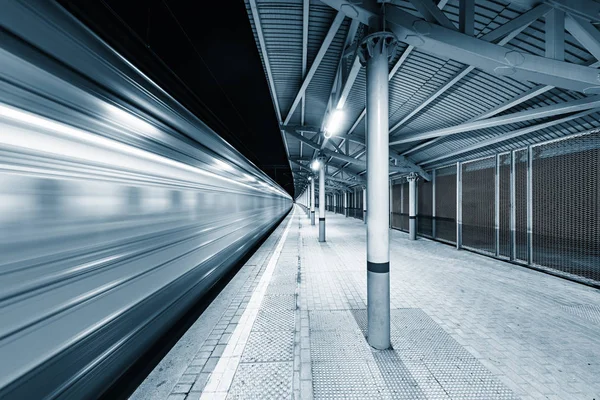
[532,132,600,281]
[405,133,599,285]
[499,153,511,258]
[433,165,456,243]
[461,157,496,254]
[417,178,433,237]
[514,149,528,262]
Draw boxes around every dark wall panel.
[515,149,528,262]
[499,153,511,258]
[434,165,456,243]
[391,183,402,229]
[418,178,433,237]
[462,157,496,254]
[532,132,600,282]
[401,182,409,231]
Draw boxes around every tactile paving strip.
[310,310,388,399]
[265,282,297,295]
[241,330,294,362]
[309,310,360,331]
[260,294,296,310]
[310,330,372,362]
[561,303,600,325]
[227,361,293,400]
[372,350,427,399]
[253,307,295,331]
[350,308,368,333]
[311,362,384,399]
[269,273,298,286]
[350,308,518,400]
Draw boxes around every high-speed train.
[0,1,292,398]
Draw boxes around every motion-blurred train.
[0,1,292,398]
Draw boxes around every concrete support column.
[310,178,315,226]
[457,162,463,249]
[344,192,348,217]
[408,173,417,240]
[319,161,326,242]
[361,26,396,350]
[362,187,367,224]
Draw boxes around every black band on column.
[311,211,315,213]
[409,216,416,220]
[367,261,389,273]
[319,218,325,221]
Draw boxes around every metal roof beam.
[284,129,321,150]
[336,18,361,107]
[329,2,549,170]
[332,167,365,182]
[320,18,361,149]
[390,95,600,144]
[545,0,600,23]
[283,11,346,125]
[341,0,446,138]
[421,108,599,167]
[389,10,535,135]
[283,128,414,173]
[337,57,361,110]
[301,0,309,125]
[479,4,552,43]
[332,131,365,145]
[248,0,281,123]
[291,160,365,184]
[545,8,565,60]
[408,0,457,31]
[459,0,474,35]
[300,0,309,157]
[400,84,554,156]
[321,0,600,93]
[248,0,294,183]
[329,149,367,177]
[345,40,415,137]
[322,148,414,172]
[565,15,600,62]
[285,124,366,144]
[290,157,314,162]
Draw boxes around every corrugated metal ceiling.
[245,0,600,194]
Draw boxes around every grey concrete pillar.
[344,192,348,217]
[319,162,326,242]
[361,26,396,350]
[310,178,315,226]
[408,173,417,240]
[457,162,462,249]
[306,189,310,216]
[362,186,367,224]
[333,194,335,213]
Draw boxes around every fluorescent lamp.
[310,159,321,171]
[324,109,344,138]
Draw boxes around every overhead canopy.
[244,0,600,196]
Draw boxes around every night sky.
[60,0,293,195]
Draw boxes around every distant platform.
[133,205,600,400]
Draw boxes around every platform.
[133,205,600,400]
